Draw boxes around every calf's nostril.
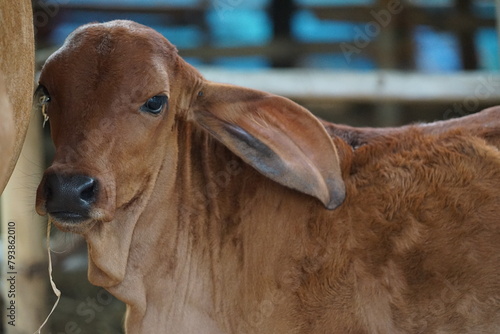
[78,177,97,204]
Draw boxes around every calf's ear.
[192,82,345,210]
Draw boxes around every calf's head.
[35,21,188,233]
[35,20,345,286]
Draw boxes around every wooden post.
[1,110,49,333]
[457,0,478,70]
[269,0,294,67]
[375,0,402,126]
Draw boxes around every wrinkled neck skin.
[84,116,326,334]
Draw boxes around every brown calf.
[35,21,500,333]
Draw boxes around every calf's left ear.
[192,82,345,210]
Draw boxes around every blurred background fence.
[33,0,500,127]
[1,0,499,333]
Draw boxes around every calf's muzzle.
[42,173,98,223]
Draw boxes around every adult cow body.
[0,0,35,193]
[35,21,500,333]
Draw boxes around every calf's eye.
[140,95,168,115]
[35,85,51,103]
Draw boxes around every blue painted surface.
[414,26,462,72]
[292,10,361,43]
[45,0,498,71]
[206,9,272,47]
[476,28,500,70]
